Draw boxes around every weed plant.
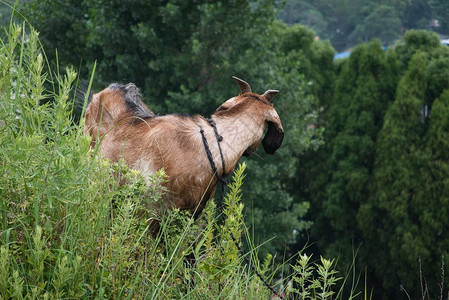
[0,22,342,299]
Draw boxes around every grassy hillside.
[0,23,343,299]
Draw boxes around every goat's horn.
[232,76,252,94]
[263,90,279,102]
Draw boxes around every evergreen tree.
[306,41,399,271]
[395,30,442,69]
[276,23,335,106]
[358,52,429,298]
[415,90,449,298]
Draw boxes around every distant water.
[334,51,351,60]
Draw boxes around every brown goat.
[84,77,284,217]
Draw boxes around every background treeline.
[300,32,449,298]
[279,0,449,51]
[2,0,449,298]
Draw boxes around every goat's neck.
[210,112,264,172]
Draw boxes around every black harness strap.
[199,118,284,299]
[199,118,227,185]
[199,118,227,216]
[206,118,227,183]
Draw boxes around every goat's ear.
[232,76,252,94]
[216,105,228,112]
[263,90,279,102]
[215,97,237,112]
[262,110,284,154]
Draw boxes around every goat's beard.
[262,122,284,154]
[242,148,252,157]
[243,143,259,157]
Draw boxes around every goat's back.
[85,90,217,214]
[120,115,216,212]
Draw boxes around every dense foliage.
[23,0,278,114]
[301,30,449,298]
[279,0,447,51]
[2,0,449,299]
[358,32,449,297]
[307,40,400,268]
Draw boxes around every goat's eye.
[216,105,228,112]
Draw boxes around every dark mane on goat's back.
[108,83,155,119]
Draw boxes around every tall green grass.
[0,22,342,299]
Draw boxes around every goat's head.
[214,77,284,155]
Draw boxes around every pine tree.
[358,52,429,297]
[307,40,399,270]
[415,90,449,298]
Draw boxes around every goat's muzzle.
[262,121,284,154]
